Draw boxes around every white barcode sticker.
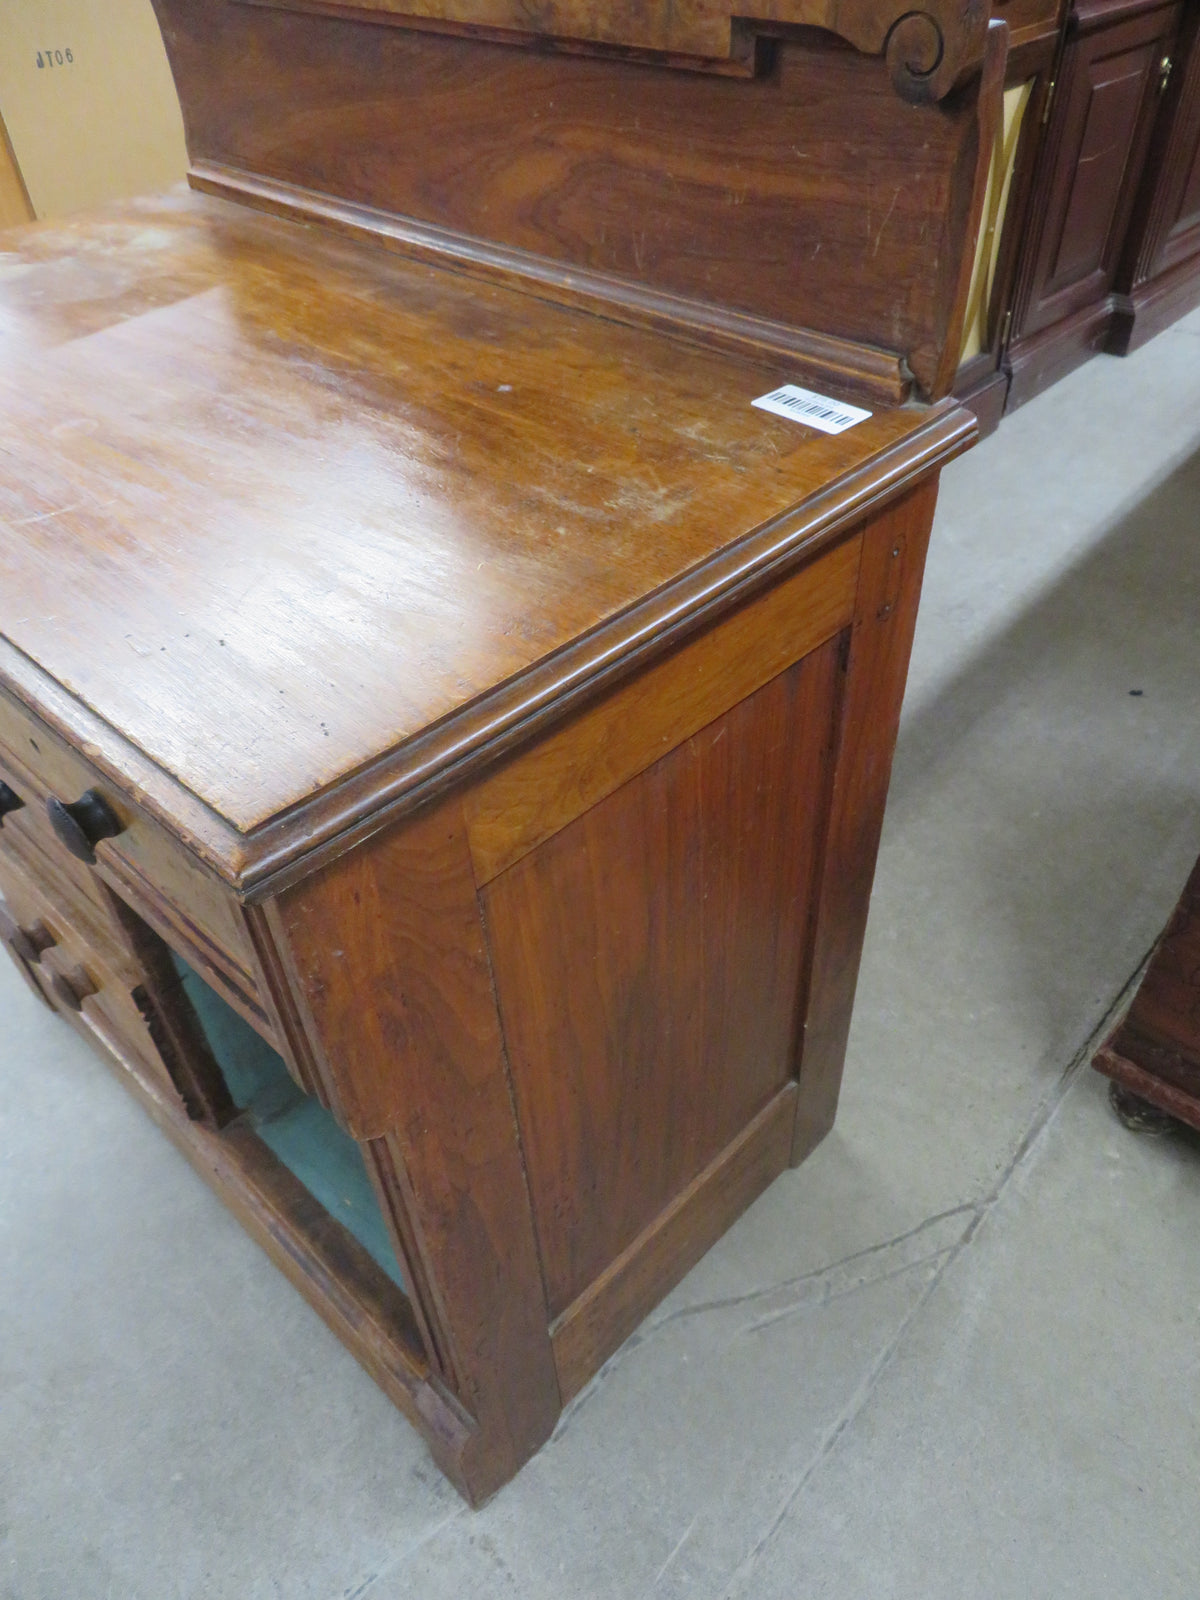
[752,384,872,435]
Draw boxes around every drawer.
[0,850,185,1108]
[0,688,275,1041]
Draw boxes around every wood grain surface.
[483,637,843,1314]
[790,481,939,1162]
[462,535,859,884]
[0,189,963,856]
[157,0,999,395]
[267,799,562,1500]
[551,1084,798,1398]
[240,0,991,102]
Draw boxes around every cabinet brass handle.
[45,789,124,864]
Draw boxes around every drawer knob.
[0,905,56,1011]
[46,789,124,864]
[0,781,25,823]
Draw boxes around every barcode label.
[751,384,871,435]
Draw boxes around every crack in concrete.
[552,1206,981,1450]
[715,952,1153,1600]
[645,1202,980,1333]
[333,1507,464,1600]
[736,1245,956,1339]
[327,945,1160,1600]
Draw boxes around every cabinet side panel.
[791,480,939,1160]
[268,801,561,1502]
[483,637,843,1318]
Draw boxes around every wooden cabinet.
[1008,0,1180,402]
[1110,3,1200,346]
[1022,2,1176,332]
[0,0,999,1503]
[1094,853,1200,1128]
[956,0,1200,420]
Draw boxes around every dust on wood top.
[0,189,963,842]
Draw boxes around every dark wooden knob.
[45,788,123,864]
[0,781,25,822]
[49,963,98,1012]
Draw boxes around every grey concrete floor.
[3,309,1199,1600]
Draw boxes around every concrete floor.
[2,308,1199,1600]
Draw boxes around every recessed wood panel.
[463,534,859,884]
[483,636,843,1316]
[1018,4,1178,338]
[1053,47,1157,288]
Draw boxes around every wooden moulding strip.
[0,405,975,897]
[71,1006,479,1495]
[237,405,974,897]
[462,535,860,886]
[550,1084,798,1402]
[187,161,911,407]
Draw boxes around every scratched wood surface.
[0,189,940,837]
[157,0,1002,399]
[240,0,986,83]
[483,639,844,1317]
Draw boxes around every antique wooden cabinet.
[1094,854,1200,1128]
[1007,0,1182,401]
[0,0,1000,1500]
[955,0,1200,419]
[1109,2,1200,346]
[953,0,1069,427]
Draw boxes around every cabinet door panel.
[1149,35,1200,272]
[484,637,843,1318]
[1121,7,1200,284]
[1020,4,1178,335]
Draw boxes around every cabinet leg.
[1107,1079,1180,1136]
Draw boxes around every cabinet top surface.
[0,189,963,843]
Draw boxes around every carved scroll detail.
[243,0,992,102]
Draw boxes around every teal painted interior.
[171,953,404,1289]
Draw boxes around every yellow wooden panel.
[958,80,1035,365]
[0,110,33,229]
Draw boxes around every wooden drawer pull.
[0,903,56,1011]
[46,789,124,864]
[9,918,56,965]
[48,964,99,1012]
[0,781,24,823]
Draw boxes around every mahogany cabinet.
[1094,853,1200,1129]
[1007,0,1181,403]
[1109,2,1200,346]
[953,0,1069,429]
[0,0,999,1501]
[956,0,1200,420]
